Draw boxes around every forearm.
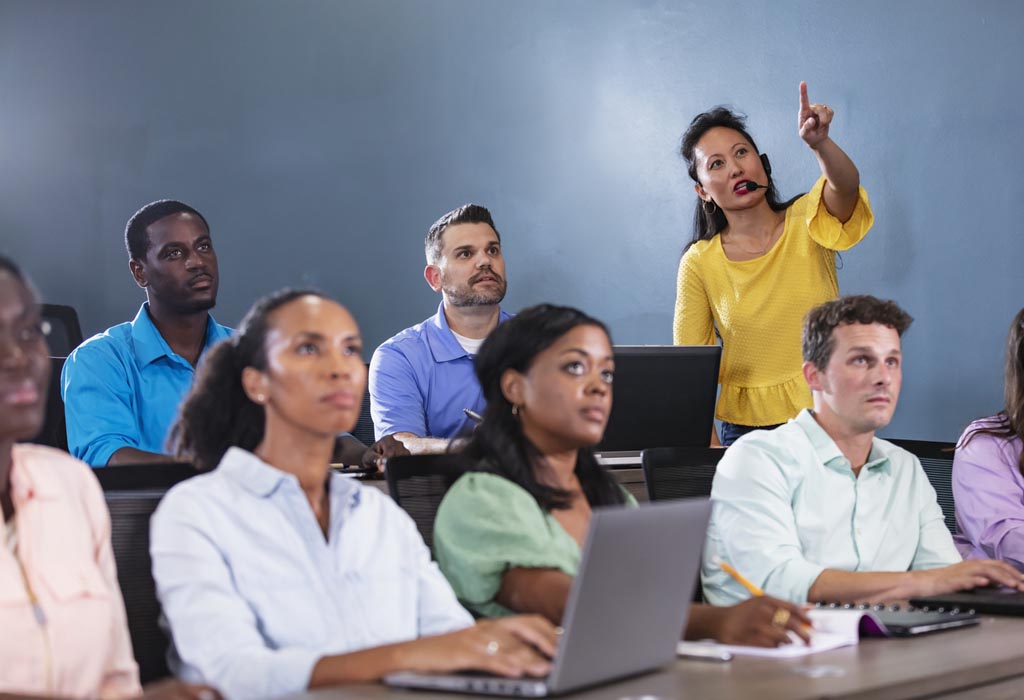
[309,644,410,687]
[812,137,860,195]
[807,568,919,604]
[495,568,573,625]
[391,432,451,456]
[682,603,726,641]
[108,446,178,466]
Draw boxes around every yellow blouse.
[673,177,873,426]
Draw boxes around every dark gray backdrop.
[2,0,1022,440]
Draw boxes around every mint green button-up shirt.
[434,471,636,619]
[702,410,961,605]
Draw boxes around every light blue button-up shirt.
[702,409,961,605]
[61,303,233,466]
[150,447,472,700]
[369,302,511,440]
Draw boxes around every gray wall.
[2,0,1021,441]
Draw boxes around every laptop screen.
[597,345,720,453]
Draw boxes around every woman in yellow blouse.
[674,82,874,445]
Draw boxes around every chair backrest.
[350,364,376,446]
[888,439,958,535]
[641,446,726,502]
[95,464,199,684]
[41,303,84,356]
[641,446,725,604]
[385,454,472,551]
[32,356,68,451]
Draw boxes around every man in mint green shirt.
[702,295,1024,605]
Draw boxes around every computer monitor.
[596,345,721,455]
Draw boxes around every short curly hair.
[125,199,209,260]
[803,295,913,370]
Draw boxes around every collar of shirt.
[129,302,230,368]
[793,409,892,477]
[424,301,509,363]
[217,446,361,510]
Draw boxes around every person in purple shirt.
[953,307,1024,570]
[369,204,511,454]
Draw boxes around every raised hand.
[798,81,834,150]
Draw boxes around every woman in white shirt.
[150,289,556,700]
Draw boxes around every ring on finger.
[771,608,792,628]
[486,640,500,656]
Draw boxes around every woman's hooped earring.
[703,199,717,216]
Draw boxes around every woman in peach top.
[0,256,213,700]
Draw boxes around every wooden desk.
[278,615,1024,700]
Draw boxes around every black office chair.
[889,439,959,535]
[96,464,199,684]
[350,365,376,446]
[641,446,724,604]
[41,303,84,356]
[641,446,726,502]
[32,356,68,451]
[385,454,472,552]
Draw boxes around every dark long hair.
[168,288,327,471]
[680,107,800,250]
[463,303,626,511]
[960,307,1024,476]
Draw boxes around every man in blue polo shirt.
[369,204,511,454]
[62,200,233,466]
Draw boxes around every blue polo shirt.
[61,303,233,466]
[369,302,511,441]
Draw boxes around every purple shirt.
[368,302,511,441]
[952,417,1024,569]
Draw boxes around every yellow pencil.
[716,558,764,597]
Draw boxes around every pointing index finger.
[799,81,811,112]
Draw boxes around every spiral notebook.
[677,606,980,660]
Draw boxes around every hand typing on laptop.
[391,616,558,678]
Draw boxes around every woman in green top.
[434,304,811,648]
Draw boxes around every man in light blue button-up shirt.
[62,200,232,466]
[703,296,1024,605]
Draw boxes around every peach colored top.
[0,444,141,699]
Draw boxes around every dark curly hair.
[461,303,626,511]
[168,288,327,471]
[802,295,914,371]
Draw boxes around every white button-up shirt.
[151,448,472,700]
[702,410,961,605]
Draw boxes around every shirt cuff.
[763,559,827,604]
[214,647,321,700]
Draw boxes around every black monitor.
[596,345,721,454]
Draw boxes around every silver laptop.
[385,498,711,697]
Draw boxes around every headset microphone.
[742,181,770,192]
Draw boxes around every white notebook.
[677,609,865,659]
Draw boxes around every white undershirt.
[451,330,485,356]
